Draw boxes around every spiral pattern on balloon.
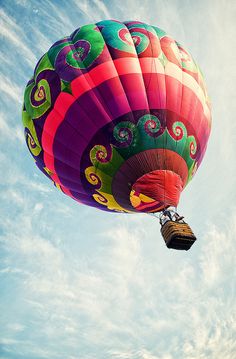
[92,191,128,212]
[54,41,91,74]
[47,24,105,82]
[64,40,91,67]
[113,121,137,147]
[90,144,112,164]
[188,136,197,157]
[126,23,160,57]
[97,20,136,54]
[93,193,108,204]
[53,44,83,82]
[24,70,61,120]
[24,128,41,157]
[171,121,187,141]
[31,84,46,106]
[118,28,133,46]
[138,114,161,137]
[130,31,149,54]
[30,80,49,113]
[85,167,102,189]
[73,40,91,62]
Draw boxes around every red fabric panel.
[132,170,183,208]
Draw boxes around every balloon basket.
[161,221,197,250]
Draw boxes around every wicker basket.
[161,220,197,250]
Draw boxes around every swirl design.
[62,40,91,69]
[73,40,91,62]
[22,53,61,164]
[93,193,108,204]
[24,128,41,157]
[85,167,102,189]
[97,20,136,55]
[125,22,161,57]
[118,28,133,46]
[47,24,105,82]
[138,114,161,137]
[113,121,137,147]
[90,145,112,164]
[22,109,42,158]
[188,136,197,157]
[93,191,130,212]
[130,31,149,54]
[30,79,50,110]
[33,85,46,103]
[171,121,187,141]
[24,71,61,119]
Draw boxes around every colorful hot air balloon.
[22,20,211,249]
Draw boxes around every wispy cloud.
[0,8,37,66]
[0,74,22,103]
[92,0,111,18]
[0,112,24,144]
[1,207,235,358]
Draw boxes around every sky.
[0,0,236,358]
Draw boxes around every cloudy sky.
[0,0,236,358]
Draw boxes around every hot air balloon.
[22,20,211,250]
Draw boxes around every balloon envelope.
[22,20,211,213]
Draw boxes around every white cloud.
[71,0,96,21]
[7,323,25,332]
[0,74,22,103]
[92,0,111,18]
[34,202,44,212]
[28,180,52,193]
[53,204,73,217]
[200,212,236,287]
[1,188,24,206]
[0,338,20,345]
[36,0,76,34]
[0,8,37,65]
[15,0,28,6]
[1,209,235,358]
[0,267,23,274]
[30,27,52,54]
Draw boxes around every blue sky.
[0,0,236,358]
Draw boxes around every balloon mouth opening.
[129,170,183,213]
